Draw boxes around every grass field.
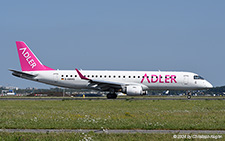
[0,99,224,130]
[0,132,224,141]
[0,132,174,141]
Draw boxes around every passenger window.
[61,75,64,77]
[100,75,102,78]
[118,76,121,78]
[123,76,125,78]
[66,75,68,77]
[129,76,131,78]
[75,75,77,77]
[133,76,135,78]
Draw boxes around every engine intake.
[122,85,147,96]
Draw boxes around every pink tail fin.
[16,41,54,71]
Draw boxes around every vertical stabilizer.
[16,41,54,71]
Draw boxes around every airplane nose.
[205,81,213,89]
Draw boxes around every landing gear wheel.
[107,94,117,99]
[187,93,191,99]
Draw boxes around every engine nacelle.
[122,85,147,96]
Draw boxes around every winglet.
[75,69,89,80]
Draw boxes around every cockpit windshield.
[194,75,204,80]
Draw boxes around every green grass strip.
[0,100,224,130]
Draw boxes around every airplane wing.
[75,69,126,91]
[9,69,37,78]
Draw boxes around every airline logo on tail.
[16,41,54,71]
[19,47,36,69]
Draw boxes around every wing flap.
[75,69,124,90]
[75,69,148,91]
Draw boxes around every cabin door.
[53,73,59,83]
[183,75,189,85]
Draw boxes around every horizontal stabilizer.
[9,69,37,78]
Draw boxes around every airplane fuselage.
[20,70,212,91]
[11,41,213,99]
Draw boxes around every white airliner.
[10,41,213,99]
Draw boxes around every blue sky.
[1,1,225,88]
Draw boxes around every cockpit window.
[194,75,204,80]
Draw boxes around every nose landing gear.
[187,91,192,99]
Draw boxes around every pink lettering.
[159,75,164,83]
[141,74,150,83]
[165,75,170,83]
[141,74,177,83]
[151,75,158,83]
[171,75,177,83]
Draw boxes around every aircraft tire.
[187,95,191,99]
[107,94,117,99]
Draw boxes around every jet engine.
[122,85,147,96]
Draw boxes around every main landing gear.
[107,93,117,99]
[107,88,118,99]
